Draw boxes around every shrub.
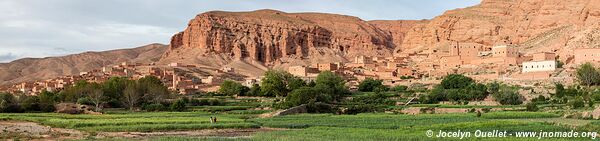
[440,74,474,89]
[20,96,40,111]
[0,93,22,113]
[576,63,600,86]
[170,99,187,112]
[190,99,201,106]
[343,104,384,115]
[208,99,223,106]
[143,103,166,112]
[283,87,329,108]
[531,95,548,104]
[77,97,94,105]
[392,85,408,92]
[493,90,523,105]
[525,102,539,111]
[373,86,389,94]
[219,80,250,96]
[358,78,384,92]
[568,97,585,109]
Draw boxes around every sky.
[0,0,481,63]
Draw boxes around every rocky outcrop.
[165,9,395,65]
[369,20,428,53]
[393,0,600,55]
[55,103,102,115]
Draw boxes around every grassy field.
[0,92,591,140]
[251,113,593,141]
[0,111,261,132]
[2,110,598,140]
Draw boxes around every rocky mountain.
[162,9,396,66]
[4,0,600,85]
[376,0,600,58]
[0,44,167,85]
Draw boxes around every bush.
[342,104,384,115]
[576,63,600,86]
[531,95,548,104]
[358,78,384,92]
[493,90,523,105]
[0,93,22,113]
[77,97,94,105]
[143,103,166,112]
[525,102,539,111]
[219,80,250,96]
[283,87,329,108]
[189,99,201,106]
[373,86,389,94]
[392,85,408,92]
[208,99,223,106]
[170,99,187,112]
[440,74,474,89]
[21,96,40,111]
[568,97,585,109]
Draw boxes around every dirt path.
[0,121,86,140]
[0,120,287,140]
[96,127,288,139]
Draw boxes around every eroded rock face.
[165,9,395,65]
[394,0,600,53]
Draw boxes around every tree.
[38,91,57,112]
[358,78,383,92]
[419,86,447,104]
[247,84,262,96]
[219,80,249,96]
[170,99,187,112]
[88,88,106,111]
[102,77,130,107]
[314,71,349,101]
[487,81,501,94]
[287,78,307,91]
[554,83,566,98]
[568,97,585,109]
[58,80,91,102]
[20,96,40,111]
[284,87,324,108]
[261,70,294,97]
[122,82,141,110]
[493,90,523,105]
[576,63,600,86]
[466,83,488,100]
[0,93,20,113]
[440,74,474,89]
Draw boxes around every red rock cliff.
[166,9,396,64]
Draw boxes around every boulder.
[55,103,101,115]
[592,107,600,119]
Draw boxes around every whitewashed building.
[522,60,556,73]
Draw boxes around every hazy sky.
[0,0,480,63]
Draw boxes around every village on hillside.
[2,41,599,97]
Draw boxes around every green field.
[0,111,260,132]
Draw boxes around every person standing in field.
[210,117,214,123]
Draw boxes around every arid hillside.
[0,44,167,85]
[4,0,600,85]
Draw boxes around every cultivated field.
[2,107,599,140]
